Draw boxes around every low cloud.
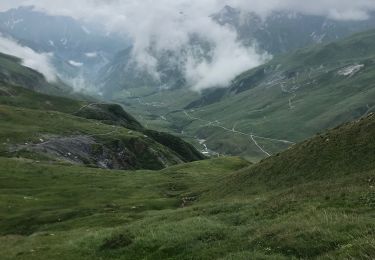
[0,35,57,82]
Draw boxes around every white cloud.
[183,25,270,90]
[4,0,375,22]
[2,0,375,89]
[0,35,57,82]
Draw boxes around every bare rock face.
[10,135,183,170]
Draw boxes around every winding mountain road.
[183,110,294,157]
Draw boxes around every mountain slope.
[213,112,375,196]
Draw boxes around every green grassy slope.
[0,157,250,260]
[213,113,375,196]
[0,114,374,259]
[0,103,188,170]
[114,29,375,161]
[0,54,204,169]
[0,97,203,170]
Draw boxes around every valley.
[113,30,375,160]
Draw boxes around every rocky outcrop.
[10,135,184,170]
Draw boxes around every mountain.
[113,29,375,161]
[1,106,373,258]
[0,6,127,91]
[0,51,204,170]
[214,6,375,55]
[98,8,375,98]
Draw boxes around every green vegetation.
[0,114,374,259]
[0,157,251,259]
[74,103,143,131]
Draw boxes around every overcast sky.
[3,0,375,21]
[1,0,375,90]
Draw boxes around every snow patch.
[68,60,84,67]
[338,64,364,77]
[85,52,98,58]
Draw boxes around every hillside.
[213,112,375,196]
[0,107,373,259]
[0,53,204,170]
[115,29,375,160]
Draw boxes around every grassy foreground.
[0,157,254,259]
[0,156,373,259]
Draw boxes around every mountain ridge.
[0,51,204,170]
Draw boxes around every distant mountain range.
[214,6,375,55]
[98,6,375,97]
[2,6,375,96]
